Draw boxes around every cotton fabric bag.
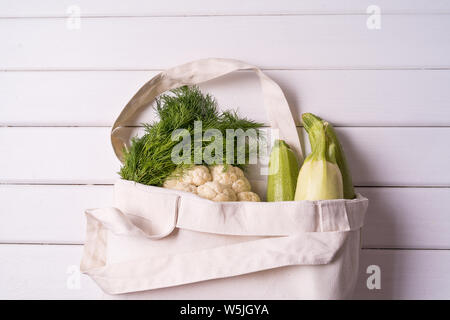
[80,58,368,299]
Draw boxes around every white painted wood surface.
[0,185,113,244]
[355,249,450,299]
[361,188,450,249]
[0,244,102,299]
[1,15,450,70]
[2,0,450,17]
[1,1,449,300]
[1,244,449,299]
[2,70,450,126]
[1,127,449,186]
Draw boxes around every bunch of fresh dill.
[119,86,263,186]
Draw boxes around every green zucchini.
[267,140,300,201]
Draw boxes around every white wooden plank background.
[1,245,449,299]
[1,127,449,186]
[1,1,450,300]
[0,244,102,299]
[1,15,450,70]
[2,70,450,127]
[2,0,450,17]
[355,249,450,299]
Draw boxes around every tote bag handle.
[111,58,303,163]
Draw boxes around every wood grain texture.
[1,15,449,70]
[360,188,450,249]
[354,249,450,299]
[1,127,449,186]
[0,185,113,244]
[1,244,449,299]
[0,127,119,184]
[2,70,450,126]
[1,185,449,249]
[1,0,449,17]
[0,244,102,299]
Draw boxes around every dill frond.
[119,86,263,186]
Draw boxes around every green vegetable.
[302,113,355,199]
[294,115,343,200]
[266,140,299,201]
[119,86,263,186]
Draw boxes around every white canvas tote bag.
[81,58,368,300]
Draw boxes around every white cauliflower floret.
[210,165,244,185]
[210,165,251,193]
[163,179,197,194]
[163,165,211,194]
[197,181,237,202]
[181,165,212,186]
[237,191,261,202]
[231,176,251,193]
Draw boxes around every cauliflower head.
[163,164,260,202]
